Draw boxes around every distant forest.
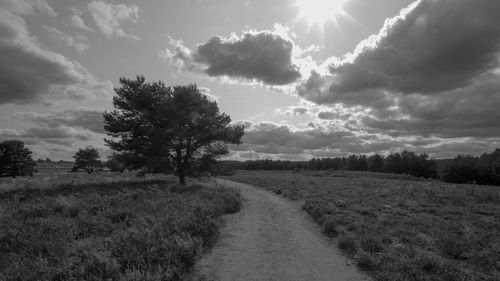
[226,149,500,186]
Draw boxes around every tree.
[0,140,36,178]
[368,154,384,172]
[442,155,480,184]
[72,147,101,174]
[103,76,245,184]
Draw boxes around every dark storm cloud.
[163,31,301,85]
[16,109,106,134]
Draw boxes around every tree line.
[232,149,500,186]
[234,151,437,178]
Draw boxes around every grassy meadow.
[226,170,500,281]
[0,173,241,281]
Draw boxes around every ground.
[195,179,369,281]
[223,170,500,281]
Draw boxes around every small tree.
[72,147,101,174]
[0,140,36,178]
[103,76,244,184]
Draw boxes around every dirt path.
[195,179,370,281]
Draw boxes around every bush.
[360,237,384,253]
[323,216,338,237]
[357,254,378,272]
[337,235,357,255]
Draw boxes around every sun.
[296,0,347,25]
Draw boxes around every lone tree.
[0,140,36,178]
[72,147,101,174]
[103,76,244,184]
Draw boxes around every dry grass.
[0,172,171,193]
[226,170,500,281]
[0,176,241,281]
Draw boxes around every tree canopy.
[103,76,244,184]
[0,140,36,178]
[72,147,101,174]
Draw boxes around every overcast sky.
[1,0,499,160]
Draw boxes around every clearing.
[195,179,370,281]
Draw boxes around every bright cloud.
[297,0,500,140]
[88,1,140,40]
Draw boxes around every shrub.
[360,237,384,253]
[357,254,378,272]
[337,235,357,255]
[323,216,338,237]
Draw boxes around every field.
[0,175,241,281]
[0,171,171,193]
[225,170,500,281]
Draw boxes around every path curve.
[195,179,370,281]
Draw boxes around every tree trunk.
[178,168,186,185]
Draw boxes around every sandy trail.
[195,179,370,281]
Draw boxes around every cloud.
[24,126,93,141]
[43,25,89,53]
[296,0,500,140]
[299,0,500,100]
[229,120,500,160]
[88,1,140,40]
[0,7,113,105]
[15,108,106,134]
[237,121,356,154]
[0,109,106,150]
[0,125,93,147]
[275,106,309,116]
[69,8,92,31]
[0,0,57,17]
[198,87,219,101]
[0,9,79,104]
[162,29,301,85]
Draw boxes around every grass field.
[0,176,241,281]
[226,170,500,281]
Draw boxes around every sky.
[1,0,500,161]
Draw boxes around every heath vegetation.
[226,170,500,281]
[0,177,241,281]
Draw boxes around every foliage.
[0,179,241,281]
[103,75,244,184]
[72,147,101,174]
[236,151,438,179]
[226,170,500,281]
[0,140,36,178]
[234,149,500,186]
[442,149,500,185]
[104,153,128,173]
